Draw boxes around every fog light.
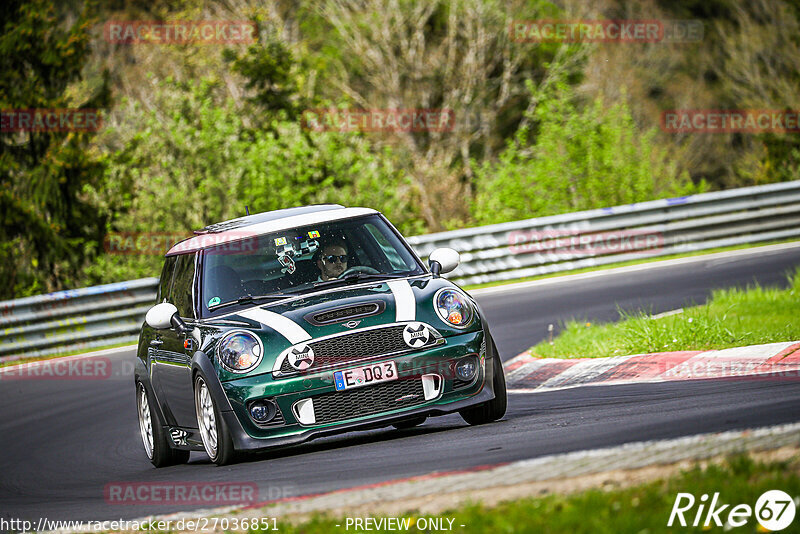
[455,357,478,381]
[249,399,277,424]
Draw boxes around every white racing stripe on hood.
[237,308,312,344]
[387,280,416,321]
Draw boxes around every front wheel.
[459,337,507,425]
[136,381,190,467]
[194,375,238,465]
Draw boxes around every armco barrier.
[2,181,800,361]
[0,279,158,361]
[407,180,800,285]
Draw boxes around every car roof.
[166,205,378,256]
[194,204,345,234]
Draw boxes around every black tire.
[194,374,238,466]
[392,416,427,430]
[459,336,507,425]
[136,381,190,468]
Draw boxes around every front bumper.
[217,329,493,452]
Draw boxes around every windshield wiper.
[208,293,291,311]
[312,272,407,290]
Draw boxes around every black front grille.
[310,378,427,424]
[247,399,287,428]
[257,405,286,428]
[280,325,421,374]
[313,325,409,362]
[452,355,480,390]
[452,377,472,390]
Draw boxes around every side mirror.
[428,247,460,277]
[145,302,188,332]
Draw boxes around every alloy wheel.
[137,383,154,459]
[195,377,218,458]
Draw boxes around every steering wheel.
[339,265,380,277]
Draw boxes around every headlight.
[434,288,474,328]
[217,331,263,373]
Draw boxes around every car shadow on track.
[186,414,515,466]
[189,421,468,465]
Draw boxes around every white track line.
[0,344,135,373]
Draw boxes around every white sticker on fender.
[287,344,315,370]
[402,322,430,347]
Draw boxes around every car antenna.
[245,205,250,216]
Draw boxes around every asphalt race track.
[2,245,800,522]
[480,244,800,357]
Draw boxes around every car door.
[148,255,176,406]
[152,252,199,428]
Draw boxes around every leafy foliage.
[5,0,799,297]
[473,83,703,225]
[86,78,419,284]
[0,0,110,298]
[223,24,306,120]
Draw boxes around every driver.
[314,239,349,281]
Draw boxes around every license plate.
[334,361,398,391]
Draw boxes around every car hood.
[199,275,480,380]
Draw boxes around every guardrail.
[408,180,800,285]
[0,278,158,361]
[2,180,800,362]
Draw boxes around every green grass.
[463,239,800,291]
[530,269,800,359]
[245,454,799,534]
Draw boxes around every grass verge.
[247,454,799,534]
[529,269,800,359]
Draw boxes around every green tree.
[472,84,703,225]
[86,78,419,285]
[0,0,110,298]
[302,0,580,231]
[223,20,306,121]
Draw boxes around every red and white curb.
[505,341,800,393]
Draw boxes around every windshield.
[199,214,424,317]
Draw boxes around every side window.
[156,256,178,303]
[365,224,407,270]
[171,253,197,318]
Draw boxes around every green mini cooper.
[135,205,507,466]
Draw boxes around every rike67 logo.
[668,490,796,531]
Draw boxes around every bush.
[472,84,704,225]
[85,78,419,285]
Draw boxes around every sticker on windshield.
[274,237,287,246]
[308,230,320,239]
[208,296,221,307]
